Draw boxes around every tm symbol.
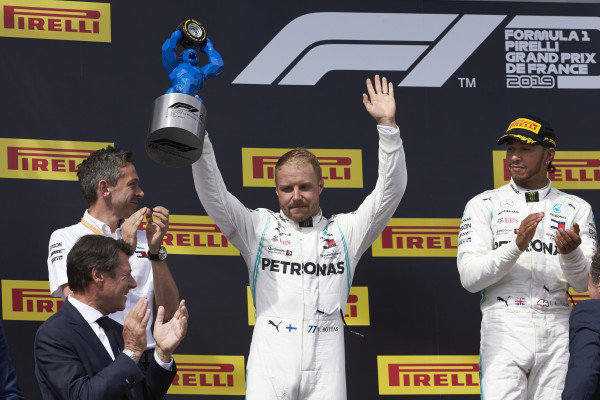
[458,78,476,88]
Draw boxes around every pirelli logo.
[0,0,111,42]
[372,218,461,257]
[2,280,61,321]
[246,286,370,325]
[139,215,239,256]
[241,148,363,188]
[378,355,480,395]
[568,287,589,306]
[507,118,541,134]
[493,151,600,189]
[0,138,112,181]
[168,355,245,395]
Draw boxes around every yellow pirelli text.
[0,0,111,42]
[139,215,239,256]
[247,286,370,325]
[168,354,245,395]
[378,355,480,395]
[2,280,61,321]
[507,118,542,134]
[372,218,461,257]
[494,150,600,189]
[0,138,112,181]
[241,148,363,188]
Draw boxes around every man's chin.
[285,210,310,222]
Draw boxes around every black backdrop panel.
[0,0,599,398]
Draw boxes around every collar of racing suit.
[509,178,552,202]
[278,208,325,228]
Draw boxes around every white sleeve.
[47,230,69,298]
[560,201,596,292]
[336,125,407,263]
[457,197,523,293]
[191,133,261,257]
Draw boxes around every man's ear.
[318,177,325,194]
[98,180,110,199]
[91,267,104,285]
[546,147,555,164]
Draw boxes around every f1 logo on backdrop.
[0,0,111,42]
[378,355,480,395]
[168,355,245,395]
[2,280,61,321]
[233,12,599,89]
[0,138,112,181]
[246,286,370,325]
[242,148,363,188]
[139,215,239,256]
[493,151,600,189]
[372,218,461,257]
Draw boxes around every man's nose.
[136,187,144,198]
[129,276,137,289]
[292,187,302,200]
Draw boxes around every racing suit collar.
[509,178,552,201]
[82,210,123,238]
[279,209,324,228]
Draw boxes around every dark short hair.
[67,235,133,293]
[77,146,134,206]
[274,148,322,183]
[591,246,600,285]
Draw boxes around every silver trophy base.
[146,92,207,167]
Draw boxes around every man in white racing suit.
[192,75,407,399]
[457,115,597,399]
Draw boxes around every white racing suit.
[192,126,407,399]
[457,179,596,400]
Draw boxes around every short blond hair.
[274,148,322,183]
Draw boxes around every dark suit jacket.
[0,319,24,399]
[34,299,176,400]
[563,299,600,400]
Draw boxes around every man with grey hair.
[36,235,188,399]
[47,146,179,365]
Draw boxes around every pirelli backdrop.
[0,0,599,398]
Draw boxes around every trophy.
[147,19,224,167]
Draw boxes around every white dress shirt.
[68,296,172,369]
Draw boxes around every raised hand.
[515,212,544,251]
[146,206,170,254]
[154,300,188,363]
[362,75,396,127]
[121,207,148,250]
[554,222,582,254]
[123,297,151,359]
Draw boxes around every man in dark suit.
[563,247,600,399]
[0,319,24,399]
[34,235,188,399]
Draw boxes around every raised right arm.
[191,133,261,256]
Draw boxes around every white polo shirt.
[47,210,156,348]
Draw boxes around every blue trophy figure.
[147,19,224,167]
[161,30,224,101]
